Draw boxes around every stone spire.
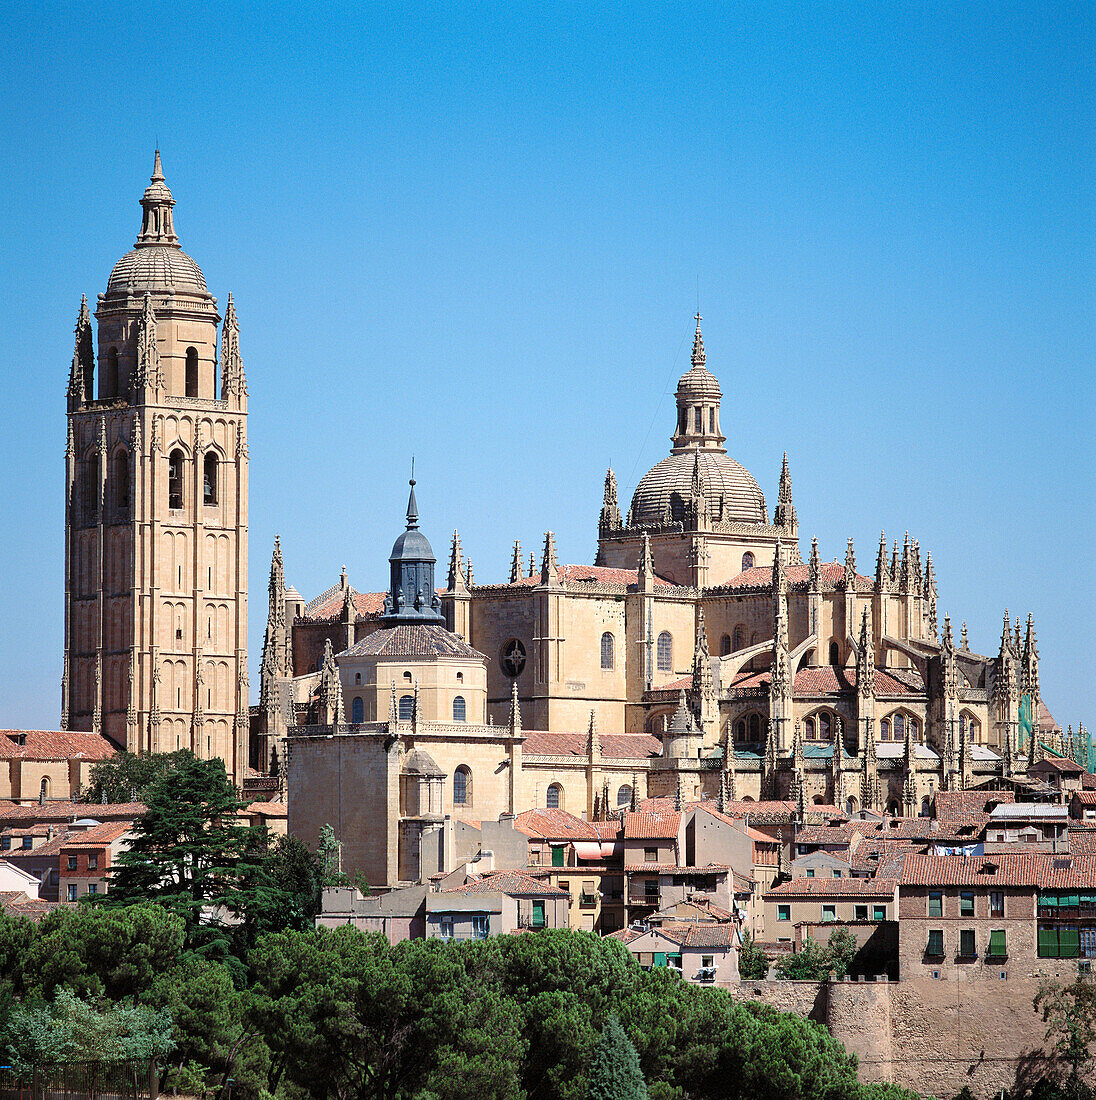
[540,532,560,585]
[1021,614,1040,702]
[447,531,467,593]
[960,621,969,651]
[771,541,791,694]
[808,536,820,592]
[690,608,715,734]
[689,451,710,525]
[587,709,601,760]
[135,292,162,393]
[842,538,856,589]
[135,150,180,248]
[994,609,1019,706]
[862,724,879,811]
[923,553,937,638]
[763,719,779,799]
[899,533,912,595]
[261,536,287,684]
[219,293,247,399]
[857,607,875,701]
[890,540,899,586]
[874,532,890,593]
[637,531,655,593]
[508,678,522,736]
[509,540,523,584]
[691,312,706,367]
[68,296,93,404]
[529,552,535,577]
[773,452,797,530]
[383,475,445,625]
[942,616,960,700]
[832,716,847,808]
[911,541,923,596]
[599,468,622,533]
[318,638,342,725]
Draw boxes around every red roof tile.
[765,877,896,899]
[448,870,568,897]
[727,666,923,695]
[0,891,60,922]
[934,790,1015,822]
[498,565,674,590]
[514,809,599,840]
[624,811,680,840]
[898,853,1046,888]
[521,731,661,759]
[721,562,871,593]
[0,802,146,826]
[647,921,738,948]
[0,730,116,761]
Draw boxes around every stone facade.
[64,153,248,784]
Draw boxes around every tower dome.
[628,315,768,526]
[101,151,215,308]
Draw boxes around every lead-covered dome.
[630,450,767,526]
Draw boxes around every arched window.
[113,451,129,512]
[354,672,361,685]
[893,713,905,741]
[741,552,755,571]
[886,799,901,816]
[829,641,840,665]
[920,796,931,817]
[453,695,466,722]
[720,634,731,657]
[879,719,890,741]
[168,449,184,510]
[962,714,979,743]
[546,783,563,810]
[732,626,745,652]
[601,632,615,670]
[748,713,761,741]
[39,777,49,801]
[398,694,414,721]
[403,670,413,681]
[735,719,746,742]
[104,347,119,399]
[910,718,920,742]
[819,713,831,742]
[185,347,199,398]
[454,766,471,805]
[203,453,218,505]
[351,697,364,723]
[846,796,859,815]
[84,455,100,523]
[617,784,632,808]
[804,718,815,741]
[656,632,673,672]
[456,671,463,682]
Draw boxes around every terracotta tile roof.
[1073,793,1096,806]
[606,927,641,944]
[649,921,738,948]
[727,666,923,696]
[340,624,485,660]
[245,800,288,816]
[898,853,1046,888]
[0,891,59,922]
[639,797,800,827]
[59,821,133,847]
[934,790,1015,822]
[304,586,391,621]
[1031,758,1087,775]
[720,561,872,593]
[514,808,599,840]
[449,870,568,897]
[0,730,116,761]
[624,811,680,840]
[847,835,918,874]
[0,802,146,826]
[500,565,674,590]
[521,731,661,759]
[765,877,896,899]
[1070,830,1096,854]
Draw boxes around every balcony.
[579,892,598,907]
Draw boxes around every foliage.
[79,750,195,804]
[326,869,372,896]
[4,989,174,1073]
[774,928,860,982]
[588,1014,647,1100]
[737,931,771,980]
[1035,979,1096,1099]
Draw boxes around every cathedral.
[63,153,249,784]
[271,316,1069,888]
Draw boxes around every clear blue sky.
[0,3,1092,729]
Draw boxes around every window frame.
[959,891,975,917]
[926,929,944,957]
[600,631,615,670]
[777,904,791,922]
[656,631,673,672]
[928,891,943,918]
[958,929,976,958]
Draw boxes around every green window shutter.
[988,930,1007,957]
[1039,926,1060,957]
[1063,894,1080,908]
[959,929,976,957]
[928,893,942,917]
[873,905,886,921]
[1061,927,1081,958]
[551,845,564,867]
[653,952,667,967]
[532,900,545,928]
[927,930,944,956]
[1040,893,1059,909]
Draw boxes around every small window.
[600,632,615,670]
[959,929,976,958]
[644,847,658,863]
[185,347,199,398]
[804,718,815,741]
[87,854,98,871]
[819,713,831,742]
[806,869,815,879]
[40,777,50,800]
[472,916,489,939]
[732,626,745,652]
[66,855,77,871]
[893,713,905,741]
[398,694,414,721]
[67,884,78,902]
[855,904,868,920]
[720,634,731,656]
[990,891,1004,917]
[203,453,218,505]
[113,452,130,511]
[709,408,715,433]
[960,892,974,917]
[351,697,364,723]
[926,929,944,957]
[354,672,361,685]
[617,784,632,808]
[87,882,98,895]
[822,905,836,922]
[694,407,703,433]
[84,455,100,523]
[168,449,184,510]
[873,905,886,921]
[880,719,890,741]
[656,632,673,672]
[403,671,412,682]
[440,917,454,940]
[22,836,32,850]
[829,641,840,665]
[546,784,562,810]
[741,552,754,571]
[832,869,842,878]
[453,695,466,722]
[453,766,470,805]
[928,892,943,918]
[501,638,527,677]
[988,929,1007,959]
[777,905,790,922]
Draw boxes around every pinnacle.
[691,312,706,368]
[151,148,164,182]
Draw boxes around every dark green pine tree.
[99,755,265,948]
[587,1014,647,1100]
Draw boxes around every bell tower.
[63,152,249,784]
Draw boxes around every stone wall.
[734,976,1085,1099]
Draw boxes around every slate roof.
[340,624,485,660]
[0,730,116,761]
[522,731,661,759]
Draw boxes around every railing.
[0,1062,153,1100]
[579,892,598,906]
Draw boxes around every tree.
[775,936,833,981]
[4,989,174,1073]
[738,931,771,980]
[825,927,859,980]
[588,1014,647,1100]
[1035,978,1096,1099]
[79,750,194,804]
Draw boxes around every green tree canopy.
[79,750,196,804]
[588,1014,647,1100]
[738,931,771,980]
